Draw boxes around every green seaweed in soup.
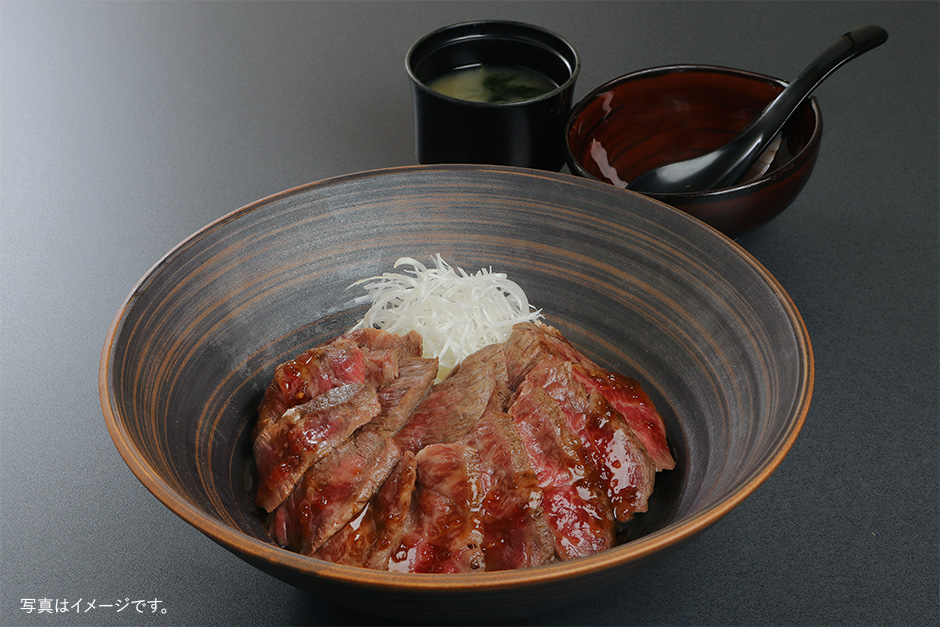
[428,65,557,103]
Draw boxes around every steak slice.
[527,359,656,521]
[388,442,486,574]
[506,322,675,472]
[371,357,438,434]
[253,337,366,440]
[343,327,423,358]
[571,368,675,471]
[361,348,400,387]
[253,383,381,512]
[344,328,424,388]
[254,330,420,441]
[312,501,374,567]
[363,451,418,570]
[504,322,599,390]
[508,381,614,560]
[268,426,400,555]
[393,344,508,453]
[464,411,555,570]
[315,451,418,569]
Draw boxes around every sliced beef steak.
[268,426,400,555]
[393,344,508,453]
[508,381,614,560]
[254,329,420,441]
[504,322,599,389]
[371,357,438,434]
[362,451,419,570]
[526,359,656,521]
[253,383,381,512]
[254,325,675,573]
[571,368,675,471]
[360,348,400,387]
[388,442,486,573]
[343,327,423,358]
[464,411,555,570]
[506,322,674,472]
[312,501,374,567]
[316,451,418,569]
[253,337,366,440]
[344,328,424,388]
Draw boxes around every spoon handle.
[718,25,888,186]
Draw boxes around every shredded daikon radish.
[349,255,542,379]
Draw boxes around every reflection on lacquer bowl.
[99,165,813,623]
[565,65,823,237]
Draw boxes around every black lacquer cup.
[406,21,580,171]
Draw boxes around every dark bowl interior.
[566,65,822,237]
[100,165,813,622]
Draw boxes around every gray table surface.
[2,1,937,625]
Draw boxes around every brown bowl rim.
[565,64,823,198]
[98,164,814,593]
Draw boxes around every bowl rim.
[564,64,823,198]
[405,19,582,108]
[98,164,814,592]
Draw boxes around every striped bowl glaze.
[99,165,813,622]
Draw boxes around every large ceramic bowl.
[565,65,823,237]
[99,165,813,623]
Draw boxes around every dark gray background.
[2,1,937,625]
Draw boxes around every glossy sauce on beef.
[392,344,506,453]
[509,382,614,559]
[465,411,555,570]
[315,451,418,568]
[252,322,675,572]
[525,359,656,521]
[253,338,366,440]
[268,426,400,554]
[572,367,676,471]
[388,442,486,573]
[253,383,381,512]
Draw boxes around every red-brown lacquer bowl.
[566,65,823,237]
[99,165,813,623]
